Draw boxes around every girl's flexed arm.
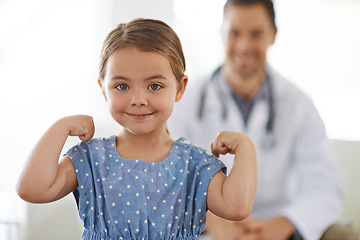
[207,131,258,221]
[16,115,95,203]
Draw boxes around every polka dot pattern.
[67,136,226,240]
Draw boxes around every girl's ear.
[175,75,188,102]
[98,79,107,101]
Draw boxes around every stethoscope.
[197,66,276,149]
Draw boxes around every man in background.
[169,0,357,239]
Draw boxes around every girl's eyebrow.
[110,74,168,81]
[145,74,167,81]
[110,75,130,81]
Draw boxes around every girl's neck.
[116,127,174,162]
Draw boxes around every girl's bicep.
[46,155,78,202]
[206,170,227,216]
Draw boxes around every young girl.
[16,18,257,240]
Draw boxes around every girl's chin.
[123,127,157,136]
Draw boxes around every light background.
[0,0,359,239]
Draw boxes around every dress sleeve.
[66,141,93,209]
[188,147,227,234]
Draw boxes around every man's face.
[222,4,277,78]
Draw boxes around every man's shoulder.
[269,66,311,101]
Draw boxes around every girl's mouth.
[127,113,153,120]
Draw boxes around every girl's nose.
[130,90,148,106]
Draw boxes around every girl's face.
[99,47,187,136]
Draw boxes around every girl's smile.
[126,112,154,120]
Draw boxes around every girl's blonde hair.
[98,18,186,83]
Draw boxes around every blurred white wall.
[331,140,360,232]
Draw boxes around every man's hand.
[242,216,294,240]
[205,213,294,240]
[205,213,257,240]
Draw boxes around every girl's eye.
[148,83,162,91]
[116,83,129,91]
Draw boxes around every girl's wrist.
[233,135,253,153]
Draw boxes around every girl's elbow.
[209,199,253,221]
[229,201,253,221]
[227,207,251,221]
[16,182,45,203]
[234,207,252,221]
[16,183,31,202]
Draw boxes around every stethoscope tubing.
[197,66,276,148]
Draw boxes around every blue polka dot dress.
[66,136,226,240]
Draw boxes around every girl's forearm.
[16,118,71,201]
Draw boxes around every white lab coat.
[168,65,345,240]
